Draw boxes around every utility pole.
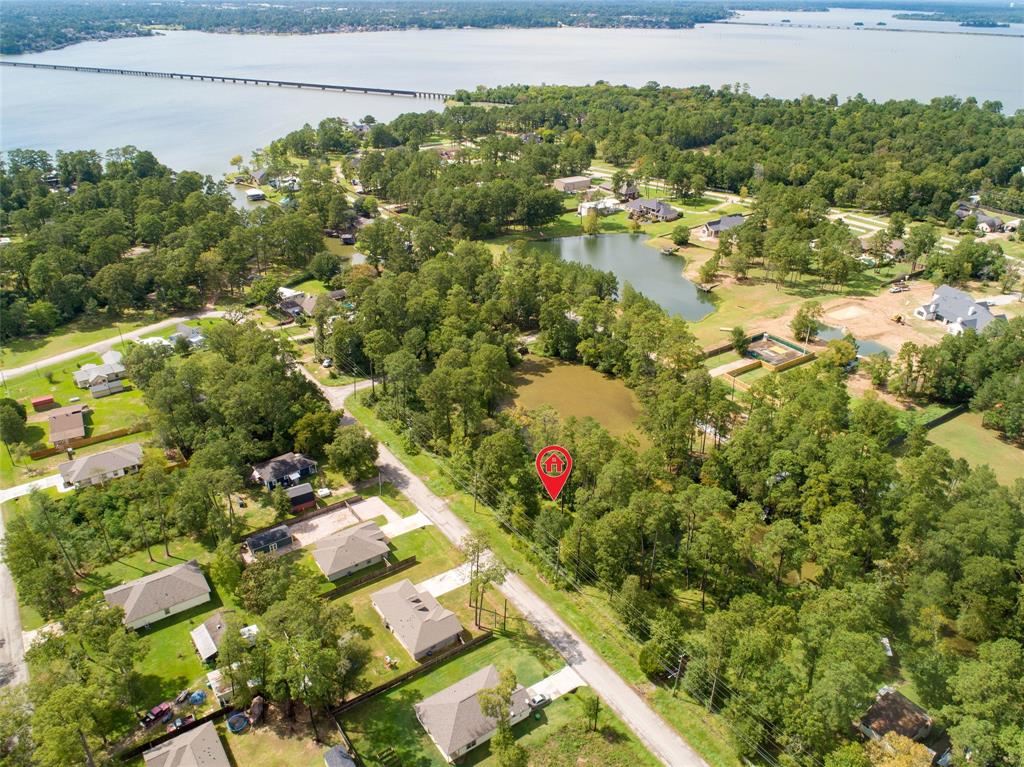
[672,653,685,696]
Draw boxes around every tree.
[671,224,691,247]
[0,512,75,618]
[864,733,933,767]
[791,300,824,343]
[0,685,34,765]
[698,255,719,284]
[270,485,292,522]
[479,667,528,766]
[237,553,294,614]
[30,683,106,767]
[581,209,600,235]
[291,409,339,460]
[210,539,243,595]
[579,689,601,732]
[0,400,28,445]
[326,425,379,481]
[730,327,749,356]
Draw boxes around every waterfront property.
[414,663,531,763]
[371,578,464,660]
[623,198,679,222]
[701,214,746,239]
[103,559,211,630]
[58,442,144,489]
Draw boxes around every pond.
[525,234,715,321]
[817,324,891,357]
[509,357,644,442]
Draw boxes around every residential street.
[301,368,708,767]
[1,309,225,381]
[0,507,29,688]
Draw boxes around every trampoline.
[227,713,250,734]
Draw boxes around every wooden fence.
[29,424,146,459]
[331,632,495,716]
[118,706,230,761]
[320,556,418,601]
[888,404,968,448]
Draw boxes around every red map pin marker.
[535,445,573,501]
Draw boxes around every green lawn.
[341,634,658,767]
[703,349,744,369]
[0,313,163,369]
[927,411,1023,486]
[344,394,742,767]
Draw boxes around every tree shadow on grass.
[343,686,434,767]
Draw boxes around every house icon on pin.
[542,452,566,476]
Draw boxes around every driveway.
[0,503,28,688]
[298,375,711,767]
[1,309,226,381]
[526,666,586,701]
[0,473,71,504]
[417,562,473,598]
[380,510,432,538]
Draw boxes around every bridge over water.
[0,60,452,99]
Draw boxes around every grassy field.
[508,356,644,441]
[345,394,743,767]
[0,313,164,369]
[703,349,744,369]
[928,411,1023,485]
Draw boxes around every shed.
[286,482,316,512]
[245,525,292,555]
[31,395,56,411]
[91,379,126,398]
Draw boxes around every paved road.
[0,502,29,688]
[1,310,226,381]
[302,369,708,767]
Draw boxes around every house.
[91,379,126,398]
[857,688,933,743]
[251,168,268,185]
[251,452,318,489]
[245,524,292,556]
[104,559,211,630]
[169,323,204,348]
[313,521,390,581]
[142,721,230,767]
[245,188,266,202]
[279,292,321,317]
[577,198,619,217]
[340,233,356,245]
[48,405,87,445]
[954,204,1004,232]
[624,198,680,222]
[702,214,746,239]
[371,579,463,660]
[553,176,591,193]
[30,395,55,411]
[286,482,316,512]
[414,664,531,763]
[600,181,640,200]
[189,610,259,663]
[72,361,127,389]
[914,285,1006,335]
[58,442,144,490]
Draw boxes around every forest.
[0,0,731,54]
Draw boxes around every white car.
[527,693,549,709]
[321,358,333,368]
[316,487,333,499]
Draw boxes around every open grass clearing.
[0,313,164,369]
[927,411,1023,485]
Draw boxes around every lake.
[2,19,1020,176]
[817,324,891,357]
[526,234,715,321]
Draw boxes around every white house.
[914,285,1005,335]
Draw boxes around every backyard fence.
[241,494,365,542]
[330,632,495,716]
[320,556,418,601]
[118,706,230,761]
[888,404,968,448]
[29,424,147,459]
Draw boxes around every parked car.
[528,693,550,709]
[321,358,333,368]
[889,285,908,293]
[316,487,332,498]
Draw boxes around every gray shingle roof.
[104,559,210,625]
[414,664,530,758]
[706,214,746,233]
[251,452,318,484]
[922,285,1000,331]
[58,442,143,485]
[313,521,389,579]
[72,361,126,387]
[143,721,231,767]
[371,579,462,657]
